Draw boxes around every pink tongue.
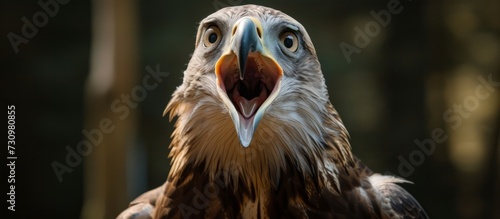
[238,98,259,119]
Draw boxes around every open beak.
[215,17,283,147]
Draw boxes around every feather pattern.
[117,4,429,219]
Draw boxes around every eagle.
[118,4,429,219]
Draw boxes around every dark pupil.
[208,32,218,44]
[283,35,294,48]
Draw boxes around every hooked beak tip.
[232,18,262,81]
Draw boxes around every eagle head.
[165,4,351,189]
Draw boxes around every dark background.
[2,0,499,218]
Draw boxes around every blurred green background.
[2,0,499,218]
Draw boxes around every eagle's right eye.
[280,31,298,52]
[203,26,221,47]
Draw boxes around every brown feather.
[118,4,429,219]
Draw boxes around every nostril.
[256,27,262,38]
[232,26,237,36]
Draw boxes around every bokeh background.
[2,0,499,218]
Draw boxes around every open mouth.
[213,17,283,147]
[216,53,282,120]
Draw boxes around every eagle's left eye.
[280,32,298,52]
[203,26,221,47]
